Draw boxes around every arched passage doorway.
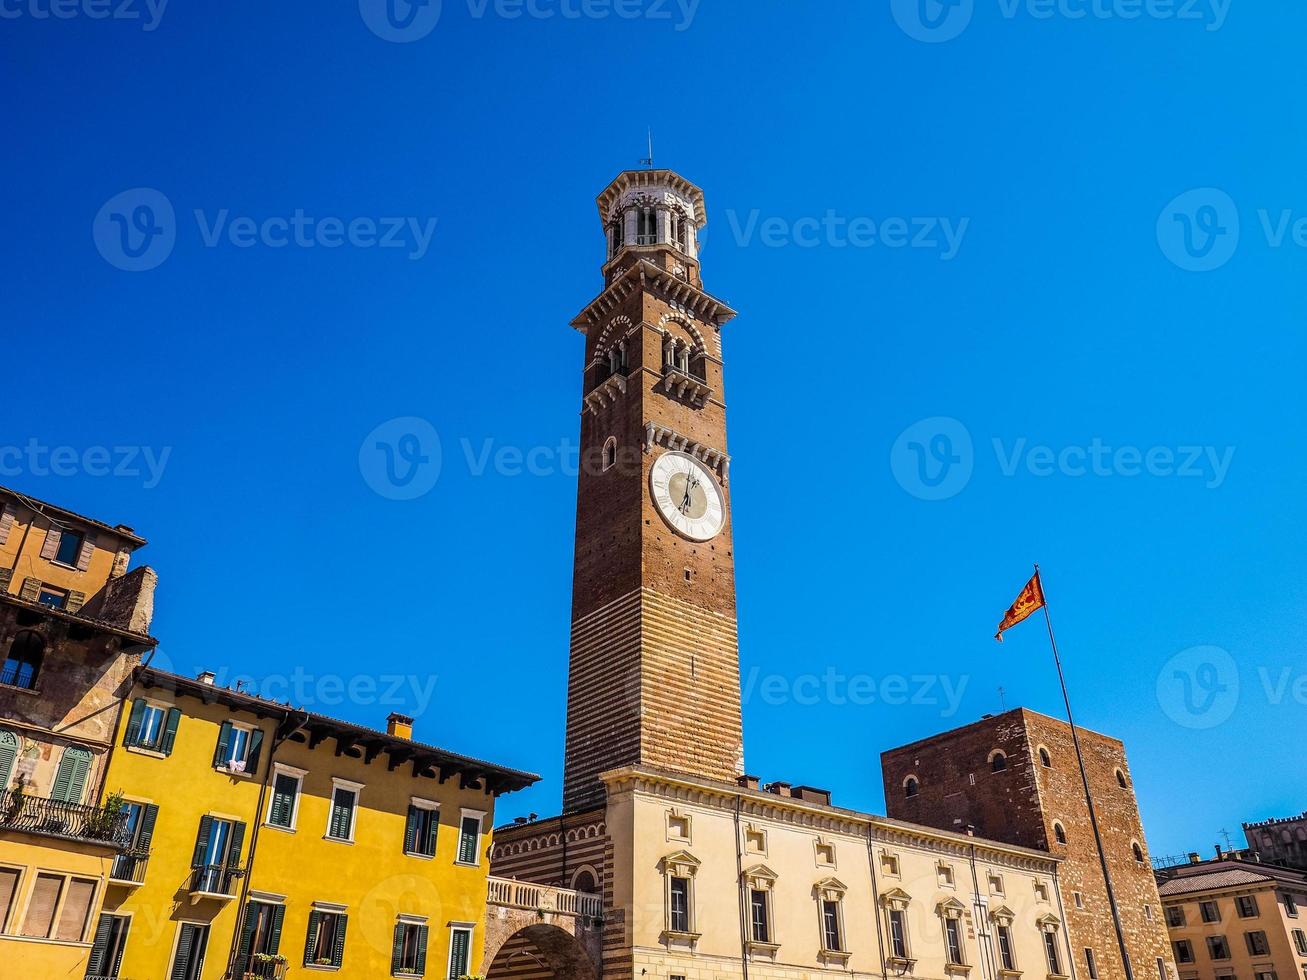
[485,923,598,980]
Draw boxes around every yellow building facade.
[99,667,537,980]
[0,486,156,980]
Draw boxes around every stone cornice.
[601,765,1061,874]
[571,260,737,335]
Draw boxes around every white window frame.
[447,922,475,980]
[455,809,485,867]
[265,763,307,832]
[135,699,171,751]
[326,778,364,843]
[394,914,429,977]
[218,720,257,775]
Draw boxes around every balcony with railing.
[237,953,289,980]
[188,862,245,901]
[0,789,127,847]
[109,848,150,886]
[659,361,712,406]
[487,875,603,919]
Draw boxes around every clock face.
[650,451,726,541]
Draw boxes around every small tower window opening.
[1115,768,1128,788]
[1,630,44,690]
[602,438,618,472]
[1039,747,1052,768]
[904,776,919,799]
[676,211,691,253]
[990,750,1008,773]
[1053,822,1067,845]
[609,220,624,258]
[1132,842,1145,863]
[638,207,657,245]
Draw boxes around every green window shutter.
[416,924,429,976]
[161,707,182,755]
[303,909,323,965]
[245,728,265,773]
[0,731,17,790]
[405,805,420,854]
[227,821,247,869]
[236,903,259,965]
[86,914,115,976]
[212,721,232,767]
[458,816,480,864]
[138,803,160,850]
[270,774,295,828]
[332,914,348,968]
[391,923,406,974]
[170,923,197,980]
[450,928,471,980]
[124,699,146,746]
[51,746,91,803]
[110,916,130,977]
[192,815,213,868]
[425,812,439,856]
[268,903,286,955]
[329,790,354,840]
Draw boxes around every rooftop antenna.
[1219,828,1235,850]
[639,128,654,169]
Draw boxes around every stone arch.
[484,923,598,980]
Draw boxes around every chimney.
[765,781,792,798]
[737,775,761,791]
[1188,852,1201,864]
[1215,844,1223,859]
[197,671,215,685]
[387,712,414,739]
[793,785,832,806]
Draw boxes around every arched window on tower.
[991,751,1008,773]
[1039,747,1052,768]
[1132,842,1145,863]
[676,212,690,253]
[1053,822,1067,845]
[1,631,44,690]
[638,207,657,245]
[904,776,919,799]
[572,868,598,894]
[602,438,618,473]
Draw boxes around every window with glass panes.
[669,877,690,932]
[87,913,132,979]
[997,924,1016,971]
[392,920,428,976]
[304,909,347,969]
[405,804,439,858]
[822,899,843,951]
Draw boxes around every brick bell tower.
[562,168,744,813]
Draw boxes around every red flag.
[995,571,1045,642]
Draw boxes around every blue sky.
[3,1,1303,858]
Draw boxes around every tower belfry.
[562,168,743,813]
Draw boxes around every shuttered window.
[21,872,64,937]
[392,921,428,976]
[304,909,348,968]
[448,926,472,980]
[0,504,15,546]
[124,700,181,754]
[456,815,481,865]
[0,867,21,933]
[50,745,93,803]
[236,900,285,973]
[54,876,96,941]
[169,922,209,980]
[87,913,132,979]
[267,772,301,829]
[53,529,84,567]
[327,785,358,842]
[0,730,18,790]
[405,804,439,857]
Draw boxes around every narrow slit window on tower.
[638,208,656,245]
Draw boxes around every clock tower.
[562,168,744,813]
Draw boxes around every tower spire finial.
[639,127,654,169]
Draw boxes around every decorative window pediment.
[938,897,968,920]
[881,886,912,911]
[660,849,701,878]
[815,877,848,902]
[990,905,1017,925]
[744,864,778,891]
[1036,913,1062,934]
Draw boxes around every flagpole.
[1036,564,1135,980]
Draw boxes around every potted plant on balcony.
[87,790,126,841]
